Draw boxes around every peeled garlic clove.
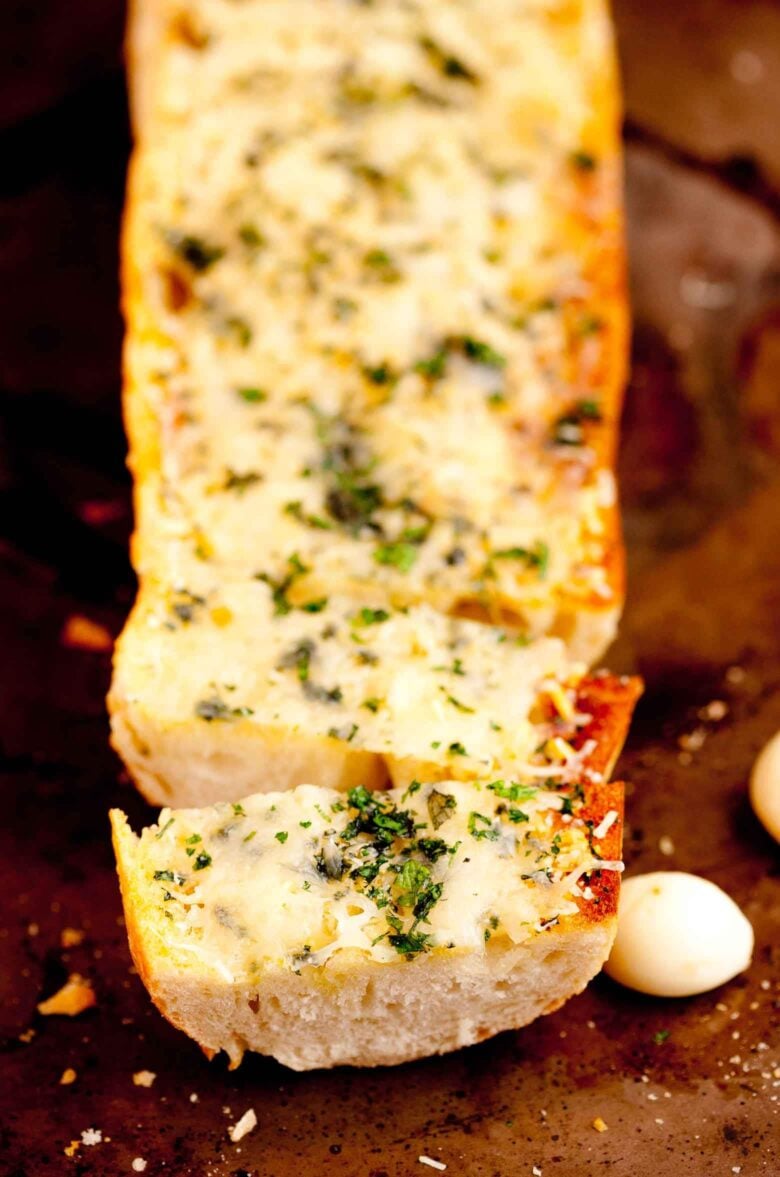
[605,872,753,997]
[750,730,780,843]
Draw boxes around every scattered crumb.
[592,1117,608,1133]
[27,923,39,937]
[189,1093,199,1103]
[38,975,96,1017]
[133,1070,157,1088]
[61,928,85,949]
[228,1108,257,1143]
[18,1028,36,1043]
[61,614,113,652]
[658,835,675,856]
[64,1141,80,1158]
[60,1068,77,1086]
[678,727,706,753]
[132,1160,148,1173]
[533,1167,543,1176]
[725,666,746,686]
[81,1129,102,1146]
[419,1159,447,1172]
[700,699,728,722]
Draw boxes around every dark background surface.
[1,2,779,1174]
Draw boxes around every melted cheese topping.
[134,776,619,979]
[120,581,589,780]
[130,0,621,633]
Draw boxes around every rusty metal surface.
[1,2,779,1174]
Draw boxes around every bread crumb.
[61,614,112,652]
[38,975,96,1017]
[189,1093,199,1103]
[700,700,728,722]
[132,1160,148,1172]
[228,1108,257,1143]
[59,1068,77,1085]
[81,1128,102,1146]
[533,1167,543,1176]
[18,1028,36,1043]
[64,1141,80,1158]
[133,1070,157,1088]
[592,1116,608,1133]
[27,923,39,937]
[658,836,674,856]
[419,1158,447,1172]
[61,928,85,949]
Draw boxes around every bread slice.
[109,571,639,807]
[111,744,629,1070]
[119,0,627,664]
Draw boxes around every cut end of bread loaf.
[111,757,626,1070]
[108,578,639,809]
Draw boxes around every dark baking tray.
[1,2,778,1173]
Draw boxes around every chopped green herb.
[194,696,254,722]
[363,362,396,386]
[232,803,246,817]
[653,1029,671,1045]
[491,539,549,578]
[193,851,212,871]
[373,541,418,572]
[571,149,597,172]
[255,552,310,616]
[462,337,506,368]
[236,386,267,403]
[414,349,448,379]
[301,596,328,613]
[155,818,175,840]
[153,869,183,884]
[284,500,332,530]
[327,722,358,742]
[299,820,312,829]
[447,741,468,757]
[487,780,538,802]
[508,807,529,824]
[165,230,224,271]
[468,811,499,841]
[416,837,449,862]
[275,831,289,844]
[419,36,479,83]
[222,468,262,495]
[277,638,315,682]
[354,607,390,626]
[361,696,381,713]
[238,223,266,248]
[444,692,475,714]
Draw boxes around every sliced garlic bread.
[111,760,626,1070]
[120,0,626,661]
[109,575,639,807]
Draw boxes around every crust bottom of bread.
[112,811,616,1071]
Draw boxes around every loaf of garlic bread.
[118,0,627,670]
[111,0,636,1069]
